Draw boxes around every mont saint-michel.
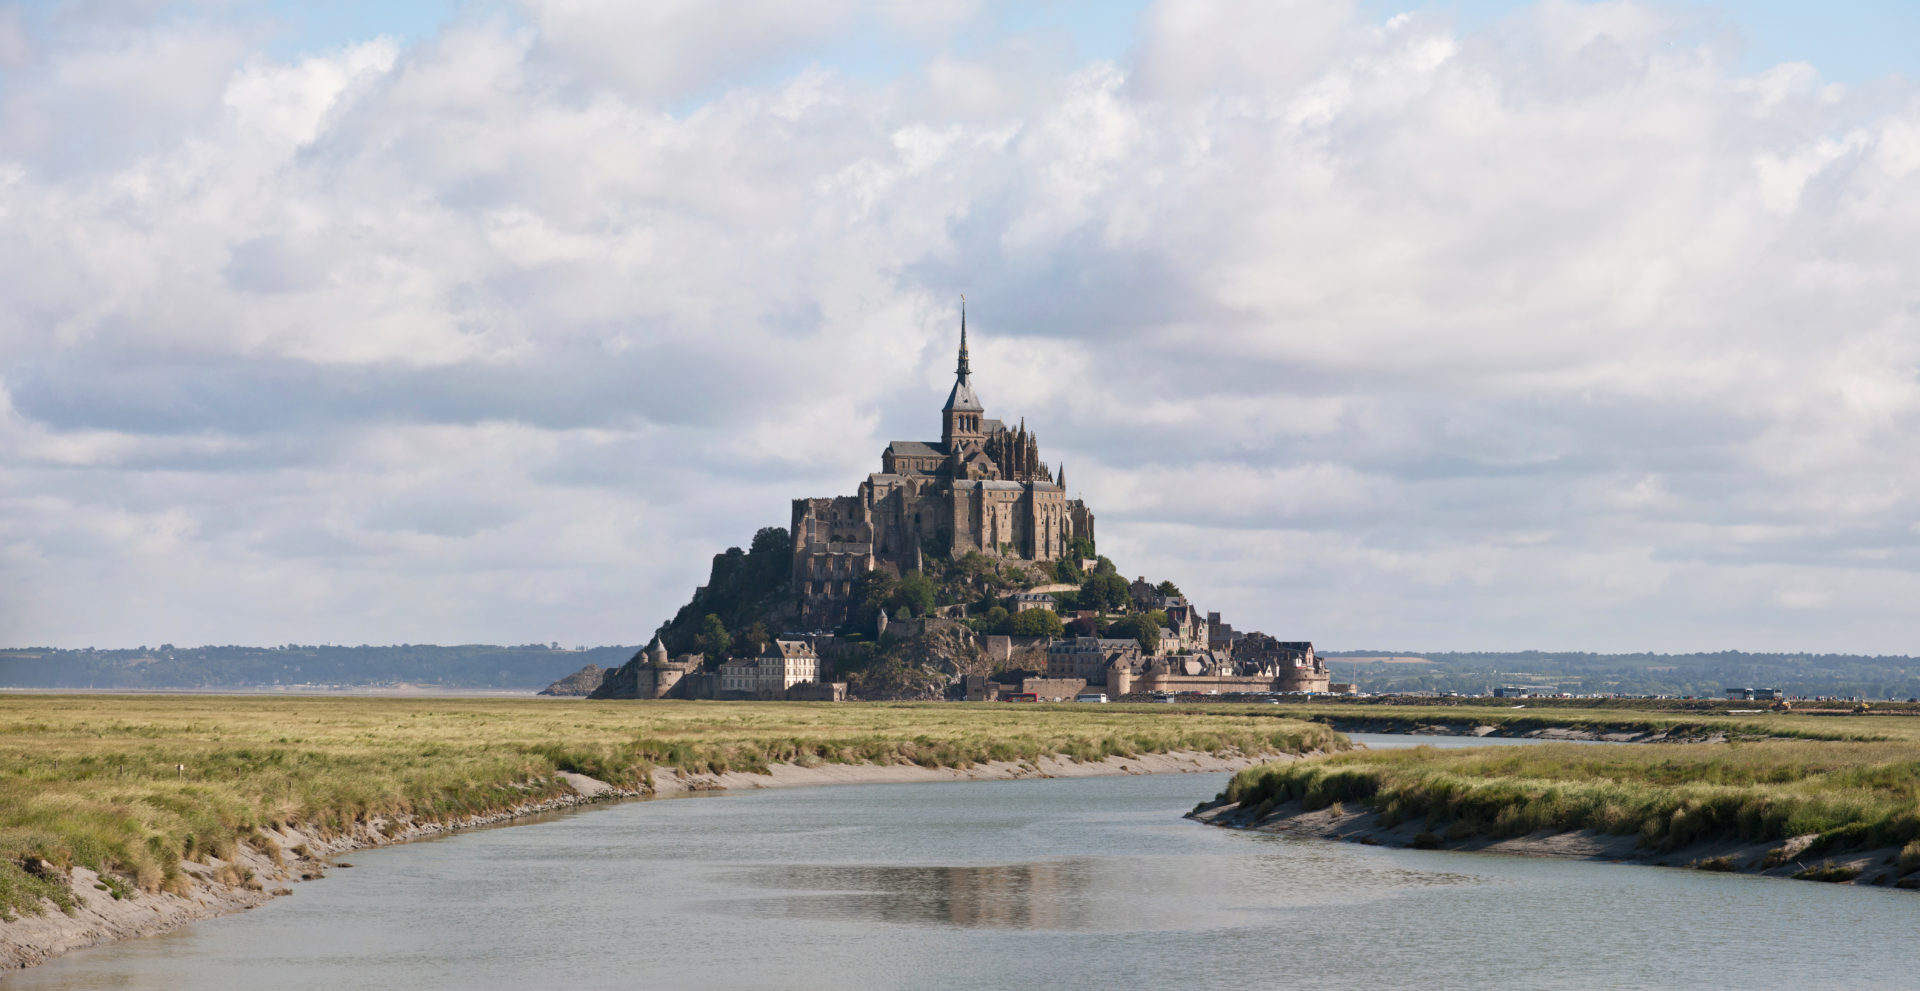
[790,311,1093,627]
[587,312,1330,703]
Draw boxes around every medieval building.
[792,310,1094,625]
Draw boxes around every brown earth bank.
[1,748,1287,972]
[1187,797,1918,891]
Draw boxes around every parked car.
[1074,693,1109,703]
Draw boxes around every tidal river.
[14,737,1918,991]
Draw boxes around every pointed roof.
[943,298,984,413]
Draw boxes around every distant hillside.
[1323,649,1920,699]
[0,643,640,690]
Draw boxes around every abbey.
[791,311,1094,626]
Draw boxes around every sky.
[2,0,1919,654]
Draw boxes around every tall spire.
[942,294,983,416]
[957,294,970,380]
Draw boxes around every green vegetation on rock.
[657,526,795,655]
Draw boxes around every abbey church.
[792,310,1095,625]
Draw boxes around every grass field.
[1252,700,1898,742]
[1223,736,1920,865]
[0,696,1339,920]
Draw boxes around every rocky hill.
[607,522,1178,700]
[538,664,611,696]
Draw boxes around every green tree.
[893,571,937,617]
[982,605,1011,634]
[1108,614,1161,654]
[1010,608,1065,638]
[695,614,731,658]
[859,570,898,609]
[1154,580,1182,599]
[957,552,998,588]
[854,571,899,630]
[1081,572,1130,612]
[1053,557,1083,583]
[1066,536,1096,561]
[750,526,789,555]
[737,621,771,657]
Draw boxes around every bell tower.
[941,297,984,449]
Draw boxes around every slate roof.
[944,377,983,412]
[885,440,947,458]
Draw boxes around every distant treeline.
[1323,650,1920,699]
[0,643,642,690]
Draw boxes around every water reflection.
[710,849,1485,933]
[712,861,1099,930]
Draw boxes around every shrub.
[1898,839,1920,875]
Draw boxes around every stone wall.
[1019,677,1089,700]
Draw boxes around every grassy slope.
[1224,720,1920,867]
[0,696,1339,920]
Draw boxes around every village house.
[718,640,825,700]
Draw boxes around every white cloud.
[2,0,1919,653]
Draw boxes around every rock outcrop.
[537,665,609,696]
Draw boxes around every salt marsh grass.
[0,696,1338,919]
[1225,738,1920,857]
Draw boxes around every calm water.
[14,752,1917,990]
